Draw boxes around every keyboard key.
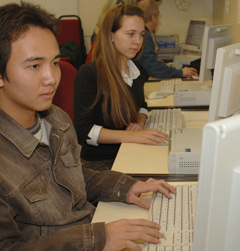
[148,244,157,251]
[174,246,181,251]
[182,245,190,251]
[182,221,189,230]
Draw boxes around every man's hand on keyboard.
[182,66,198,77]
[127,178,176,210]
[104,219,163,251]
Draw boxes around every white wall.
[0,0,78,17]
[0,0,213,53]
[78,0,106,53]
[213,0,240,44]
[79,0,212,53]
[157,0,212,45]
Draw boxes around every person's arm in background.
[137,29,197,80]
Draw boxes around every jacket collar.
[0,106,69,158]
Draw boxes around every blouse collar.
[122,60,140,87]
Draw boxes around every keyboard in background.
[159,78,182,95]
[144,184,198,251]
[144,108,183,142]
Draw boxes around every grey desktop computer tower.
[168,128,203,174]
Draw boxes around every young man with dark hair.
[0,2,175,250]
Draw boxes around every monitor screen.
[208,42,240,122]
[183,20,206,53]
[193,114,240,251]
[199,24,233,86]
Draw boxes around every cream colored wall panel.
[78,0,106,52]
[213,0,240,43]
[158,0,212,45]
[79,0,212,53]
[0,0,78,17]
[0,0,213,53]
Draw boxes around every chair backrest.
[57,15,86,54]
[85,41,96,63]
[52,61,77,121]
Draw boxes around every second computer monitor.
[208,42,240,122]
[183,20,206,53]
[199,24,233,84]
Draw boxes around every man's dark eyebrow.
[24,56,43,62]
[55,54,62,60]
[24,54,61,62]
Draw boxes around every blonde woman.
[74,4,168,171]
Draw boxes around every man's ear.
[0,75,4,88]
[150,14,156,23]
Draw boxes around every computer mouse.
[147,91,167,100]
[192,74,199,80]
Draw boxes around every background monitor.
[193,114,240,251]
[199,24,233,86]
[208,42,240,122]
[182,20,207,53]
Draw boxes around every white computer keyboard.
[144,184,198,251]
[144,108,183,138]
[159,78,182,95]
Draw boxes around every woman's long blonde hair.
[92,4,145,129]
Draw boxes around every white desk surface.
[92,192,152,224]
[144,81,175,107]
[112,111,208,174]
[112,143,169,174]
[182,110,208,128]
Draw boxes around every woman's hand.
[128,128,169,145]
[126,113,147,131]
[126,122,144,131]
[98,128,168,145]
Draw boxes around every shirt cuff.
[86,125,102,146]
[139,107,149,118]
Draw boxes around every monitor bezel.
[193,114,240,251]
[208,42,240,122]
[182,20,207,53]
[199,24,233,84]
